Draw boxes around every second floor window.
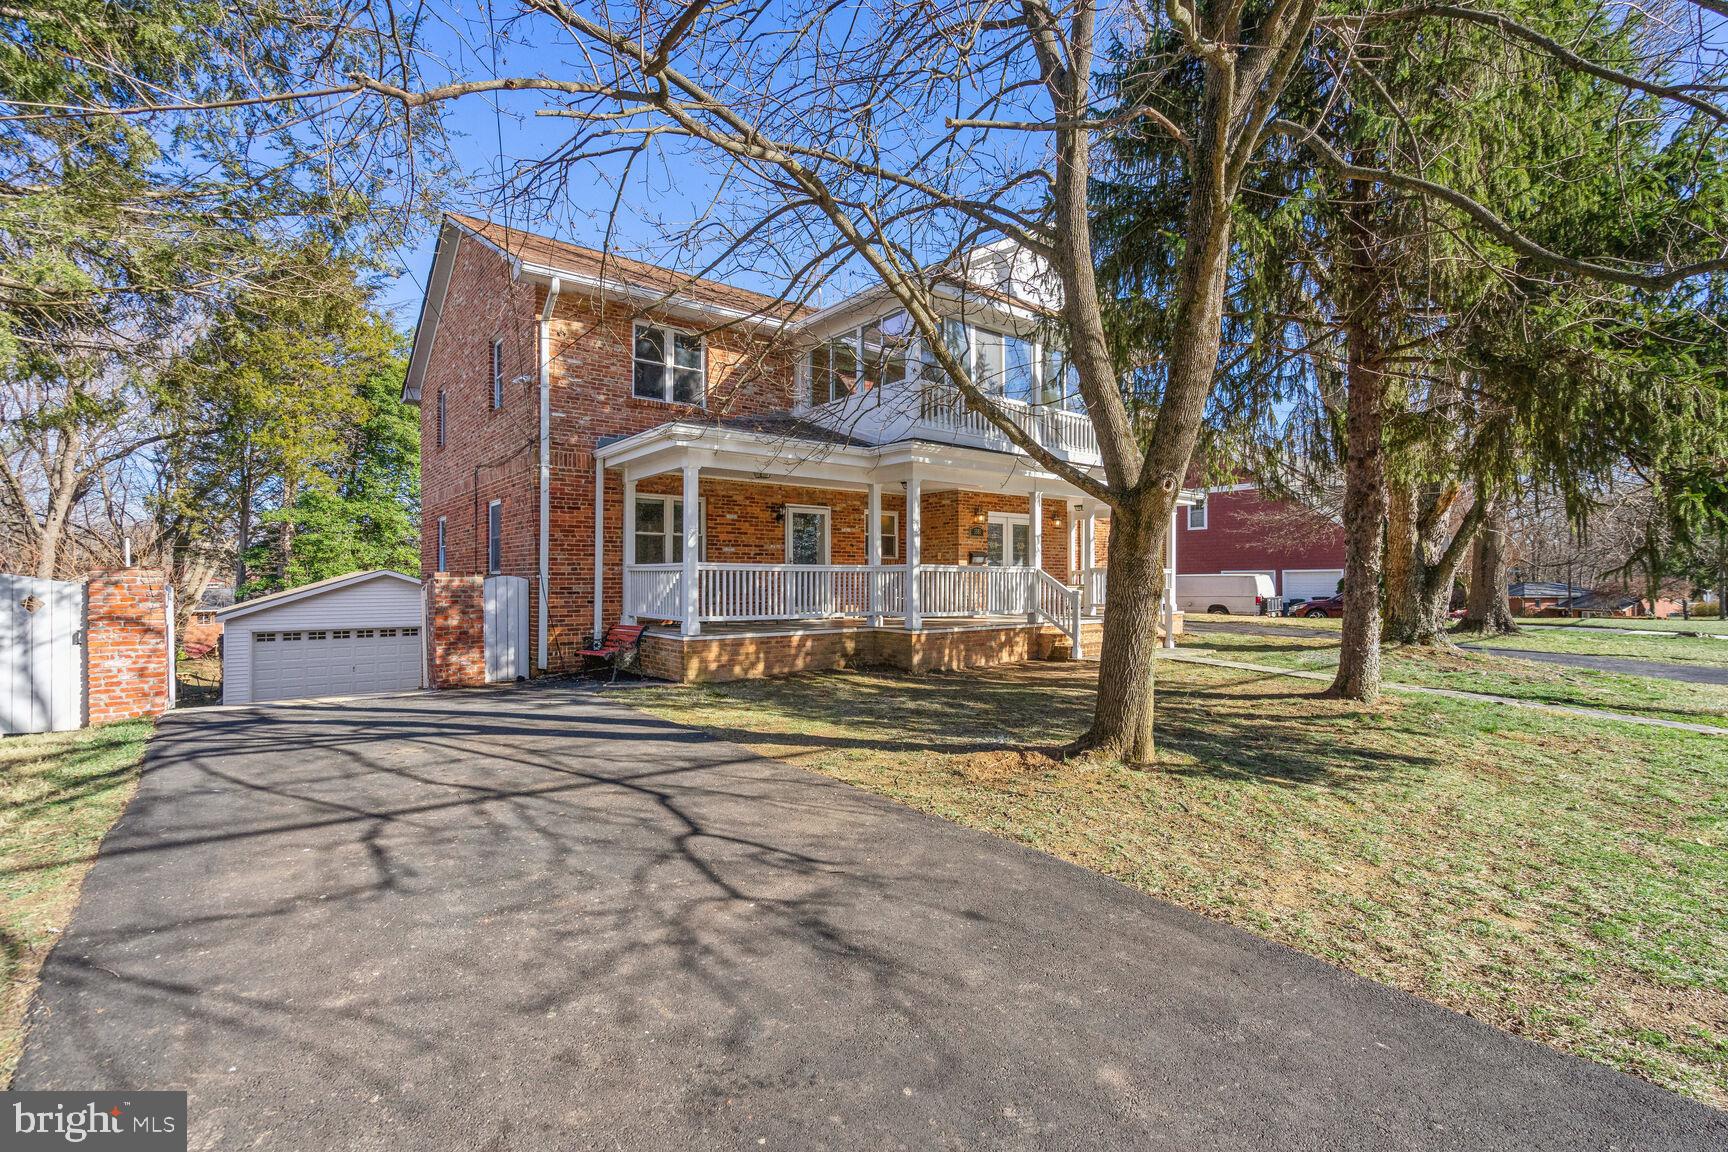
[633,323,705,404]
[490,337,504,409]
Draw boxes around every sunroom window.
[633,324,705,405]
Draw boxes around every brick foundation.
[85,569,172,725]
[637,611,1182,684]
[425,574,487,688]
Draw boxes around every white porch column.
[592,454,606,641]
[621,474,637,623]
[1027,487,1043,622]
[904,473,922,630]
[1080,505,1097,614]
[1163,506,1178,649]
[680,462,701,637]
[867,481,883,626]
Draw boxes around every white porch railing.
[625,562,1082,653]
[1082,566,1107,610]
[625,563,684,621]
[802,378,1101,467]
[697,564,905,621]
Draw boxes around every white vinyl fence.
[483,574,530,683]
[1,575,85,734]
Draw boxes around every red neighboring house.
[1175,483,1347,603]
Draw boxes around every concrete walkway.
[1164,651,1728,736]
[16,684,1725,1149]
[1457,644,1728,686]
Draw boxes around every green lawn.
[629,662,1728,1108]
[1183,626,1728,726]
[0,720,152,1085]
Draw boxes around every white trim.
[784,504,832,565]
[217,570,422,622]
[1204,482,1260,494]
[1186,501,1208,530]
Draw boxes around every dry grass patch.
[630,661,1728,1108]
[0,720,152,1084]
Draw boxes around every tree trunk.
[1460,499,1517,634]
[1382,476,1433,643]
[235,462,253,590]
[1329,311,1388,702]
[1081,497,1168,763]
[1330,173,1390,703]
[1069,82,1233,765]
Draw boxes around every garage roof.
[217,570,421,622]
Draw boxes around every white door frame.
[985,512,1031,567]
[785,504,832,565]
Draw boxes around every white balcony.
[803,378,1102,467]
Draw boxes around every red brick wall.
[1174,487,1346,595]
[633,477,908,565]
[419,232,803,672]
[85,569,171,725]
[925,491,1071,579]
[425,574,486,688]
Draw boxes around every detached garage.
[218,570,424,706]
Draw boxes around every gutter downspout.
[538,277,561,671]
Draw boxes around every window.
[436,517,447,572]
[1187,501,1207,530]
[809,333,859,406]
[633,496,703,563]
[878,511,899,560]
[436,389,447,447]
[810,312,916,406]
[487,500,503,573]
[490,337,504,409]
[1039,341,1082,410]
[970,328,1035,403]
[633,324,705,404]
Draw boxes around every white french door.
[985,513,1031,614]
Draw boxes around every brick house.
[1175,483,1347,604]
[406,214,1192,681]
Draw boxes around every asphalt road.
[17,684,1724,1150]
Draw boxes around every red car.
[1300,594,1344,618]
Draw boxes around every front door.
[985,513,1031,614]
[986,514,1030,567]
[785,506,832,615]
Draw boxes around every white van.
[1174,573,1277,616]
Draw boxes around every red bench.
[579,624,648,682]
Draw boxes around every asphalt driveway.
[16,683,1724,1150]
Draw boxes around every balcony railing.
[624,562,1084,654]
[803,378,1101,466]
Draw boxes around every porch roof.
[594,418,1199,505]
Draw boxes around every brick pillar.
[85,569,171,725]
[426,574,487,688]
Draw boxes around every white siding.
[222,575,424,705]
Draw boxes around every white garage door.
[1283,569,1345,601]
[250,626,422,703]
